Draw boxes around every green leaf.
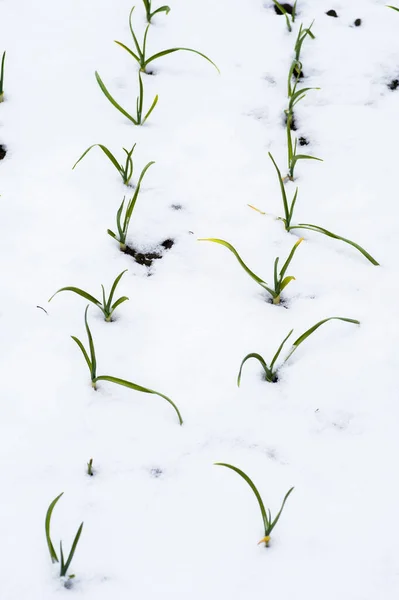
[269,153,290,224]
[128,6,144,59]
[45,492,64,564]
[268,487,294,534]
[61,522,84,577]
[269,329,293,372]
[278,237,303,281]
[144,47,220,73]
[198,238,267,287]
[143,93,159,125]
[123,161,155,234]
[72,144,122,176]
[289,223,379,265]
[95,72,138,125]
[279,275,296,292]
[71,336,92,375]
[387,5,399,12]
[0,51,6,93]
[214,463,270,533]
[108,270,128,308]
[114,40,141,65]
[84,306,97,381]
[237,352,272,386]
[291,316,360,349]
[48,286,101,307]
[94,375,183,425]
[150,5,171,19]
[110,296,129,312]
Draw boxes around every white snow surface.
[1,0,399,597]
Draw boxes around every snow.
[1,0,399,597]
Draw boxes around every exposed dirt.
[123,239,175,267]
[273,2,294,15]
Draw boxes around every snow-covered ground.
[1,0,399,597]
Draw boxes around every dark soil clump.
[273,2,293,15]
[0,145,7,160]
[122,239,174,267]
[388,79,399,91]
[354,18,362,27]
[326,9,338,17]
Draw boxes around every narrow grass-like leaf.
[95,375,183,425]
[95,71,138,125]
[268,487,294,534]
[237,353,272,386]
[45,493,64,564]
[49,287,101,307]
[387,5,399,12]
[60,522,84,577]
[271,0,292,31]
[269,329,293,372]
[291,316,360,348]
[289,223,379,265]
[144,47,220,72]
[72,144,121,173]
[108,269,128,308]
[214,463,269,532]
[0,51,6,99]
[198,238,266,286]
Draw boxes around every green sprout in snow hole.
[72,306,183,425]
[249,154,379,265]
[48,270,129,322]
[0,51,6,103]
[45,493,83,581]
[214,463,294,547]
[272,1,297,32]
[198,237,303,305]
[95,70,158,126]
[73,142,139,186]
[142,0,170,24]
[107,161,154,251]
[115,6,219,75]
[238,316,360,384]
[87,458,94,476]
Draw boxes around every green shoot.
[286,59,319,115]
[272,1,297,32]
[214,463,294,547]
[268,153,379,265]
[73,142,136,186]
[198,237,303,304]
[387,5,399,12]
[115,6,219,74]
[238,316,360,384]
[107,161,154,250]
[49,270,129,322]
[45,493,84,579]
[294,22,315,63]
[0,51,5,102]
[72,306,183,424]
[142,0,170,23]
[87,458,94,476]
[95,71,158,126]
[286,113,322,180]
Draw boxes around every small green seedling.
[238,316,360,384]
[286,114,322,180]
[108,161,154,250]
[198,237,303,304]
[286,59,319,116]
[0,51,5,103]
[267,153,379,265]
[48,270,129,322]
[72,306,183,424]
[294,22,315,63]
[272,0,297,32]
[214,463,294,547]
[73,143,137,186]
[142,0,170,23]
[45,493,84,579]
[115,6,219,74]
[87,458,94,476]
[95,71,158,126]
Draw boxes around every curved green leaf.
[237,352,271,386]
[214,463,269,533]
[45,492,64,564]
[94,375,183,425]
[144,47,220,73]
[95,72,138,125]
[48,286,101,306]
[268,487,294,534]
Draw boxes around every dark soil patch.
[171,204,183,210]
[0,145,7,160]
[299,136,309,146]
[354,18,362,27]
[293,63,304,79]
[273,2,293,15]
[388,79,399,91]
[122,238,174,267]
[326,9,338,17]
